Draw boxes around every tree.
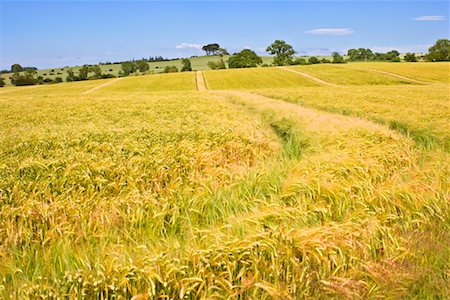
[11,64,23,73]
[181,59,192,72]
[404,53,417,62]
[266,40,296,66]
[121,62,137,76]
[202,43,220,56]
[0,77,5,87]
[78,66,90,80]
[89,65,102,78]
[66,68,76,82]
[308,56,320,64]
[347,48,374,61]
[228,49,262,68]
[385,50,400,61]
[136,60,149,73]
[425,39,450,61]
[10,70,38,86]
[207,60,226,70]
[332,52,345,63]
[218,48,229,56]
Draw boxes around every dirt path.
[196,71,208,91]
[279,67,339,87]
[0,85,42,95]
[368,69,428,84]
[81,78,123,95]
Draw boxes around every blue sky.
[1,0,448,69]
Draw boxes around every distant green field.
[0,55,274,86]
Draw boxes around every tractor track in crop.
[279,67,340,87]
[368,69,428,84]
[81,77,123,95]
[196,71,208,91]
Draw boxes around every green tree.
[332,52,345,63]
[308,56,320,64]
[202,43,220,56]
[11,64,23,73]
[266,40,296,66]
[425,39,450,61]
[89,65,102,78]
[386,50,400,61]
[181,59,192,72]
[228,49,262,68]
[0,77,5,87]
[218,48,229,56]
[121,62,137,76]
[404,53,417,62]
[347,48,374,61]
[10,70,38,86]
[136,60,149,73]
[78,66,90,80]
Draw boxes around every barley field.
[1,62,449,299]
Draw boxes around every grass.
[204,67,319,90]
[1,63,449,298]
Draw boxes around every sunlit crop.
[1,64,448,298]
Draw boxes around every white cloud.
[175,43,203,50]
[305,28,355,36]
[414,15,445,21]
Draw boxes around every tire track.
[81,78,123,95]
[367,69,428,84]
[279,67,340,87]
[196,71,208,91]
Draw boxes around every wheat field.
[1,62,449,299]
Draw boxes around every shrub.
[404,53,417,62]
[308,56,320,64]
[164,66,178,73]
[54,77,63,83]
[293,58,308,65]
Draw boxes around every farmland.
[1,62,449,298]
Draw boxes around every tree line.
[1,38,448,87]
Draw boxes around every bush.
[308,56,320,64]
[404,53,417,62]
[332,52,345,63]
[207,60,226,70]
[11,71,38,86]
[293,58,308,65]
[54,77,63,83]
[0,77,5,87]
[164,66,178,73]
[181,58,192,72]
[321,58,331,63]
